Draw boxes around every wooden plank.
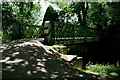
[64,41,98,46]
[20,24,43,27]
[61,54,77,61]
[21,24,44,29]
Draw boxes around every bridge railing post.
[84,26,87,42]
[73,24,75,43]
[12,23,22,40]
[47,21,55,45]
[93,29,96,41]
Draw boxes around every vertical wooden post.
[43,21,49,45]
[12,24,21,40]
[73,24,75,43]
[93,29,95,41]
[19,24,22,39]
[48,21,55,45]
[84,26,87,42]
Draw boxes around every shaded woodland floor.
[0,38,120,80]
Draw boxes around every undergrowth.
[85,62,120,76]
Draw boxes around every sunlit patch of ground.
[0,38,119,80]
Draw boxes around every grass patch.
[84,62,120,76]
[52,44,64,52]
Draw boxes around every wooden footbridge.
[47,21,98,45]
[13,21,99,45]
[12,21,99,69]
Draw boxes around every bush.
[85,62,120,76]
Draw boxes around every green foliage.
[22,25,44,38]
[44,6,58,21]
[2,2,41,42]
[52,45,63,52]
[71,2,89,25]
[55,2,120,29]
[88,3,106,29]
[54,2,77,23]
[85,62,120,76]
[42,5,59,26]
[2,2,120,43]
[103,2,120,26]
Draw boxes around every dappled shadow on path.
[0,39,117,80]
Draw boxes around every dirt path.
[0,39,119,80]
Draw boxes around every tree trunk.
[82,2,89,26]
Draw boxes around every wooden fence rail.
[47,21,98,45]
[12,24,44,40]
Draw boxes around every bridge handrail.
[47,21,98,45]
[12,23,45,39]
